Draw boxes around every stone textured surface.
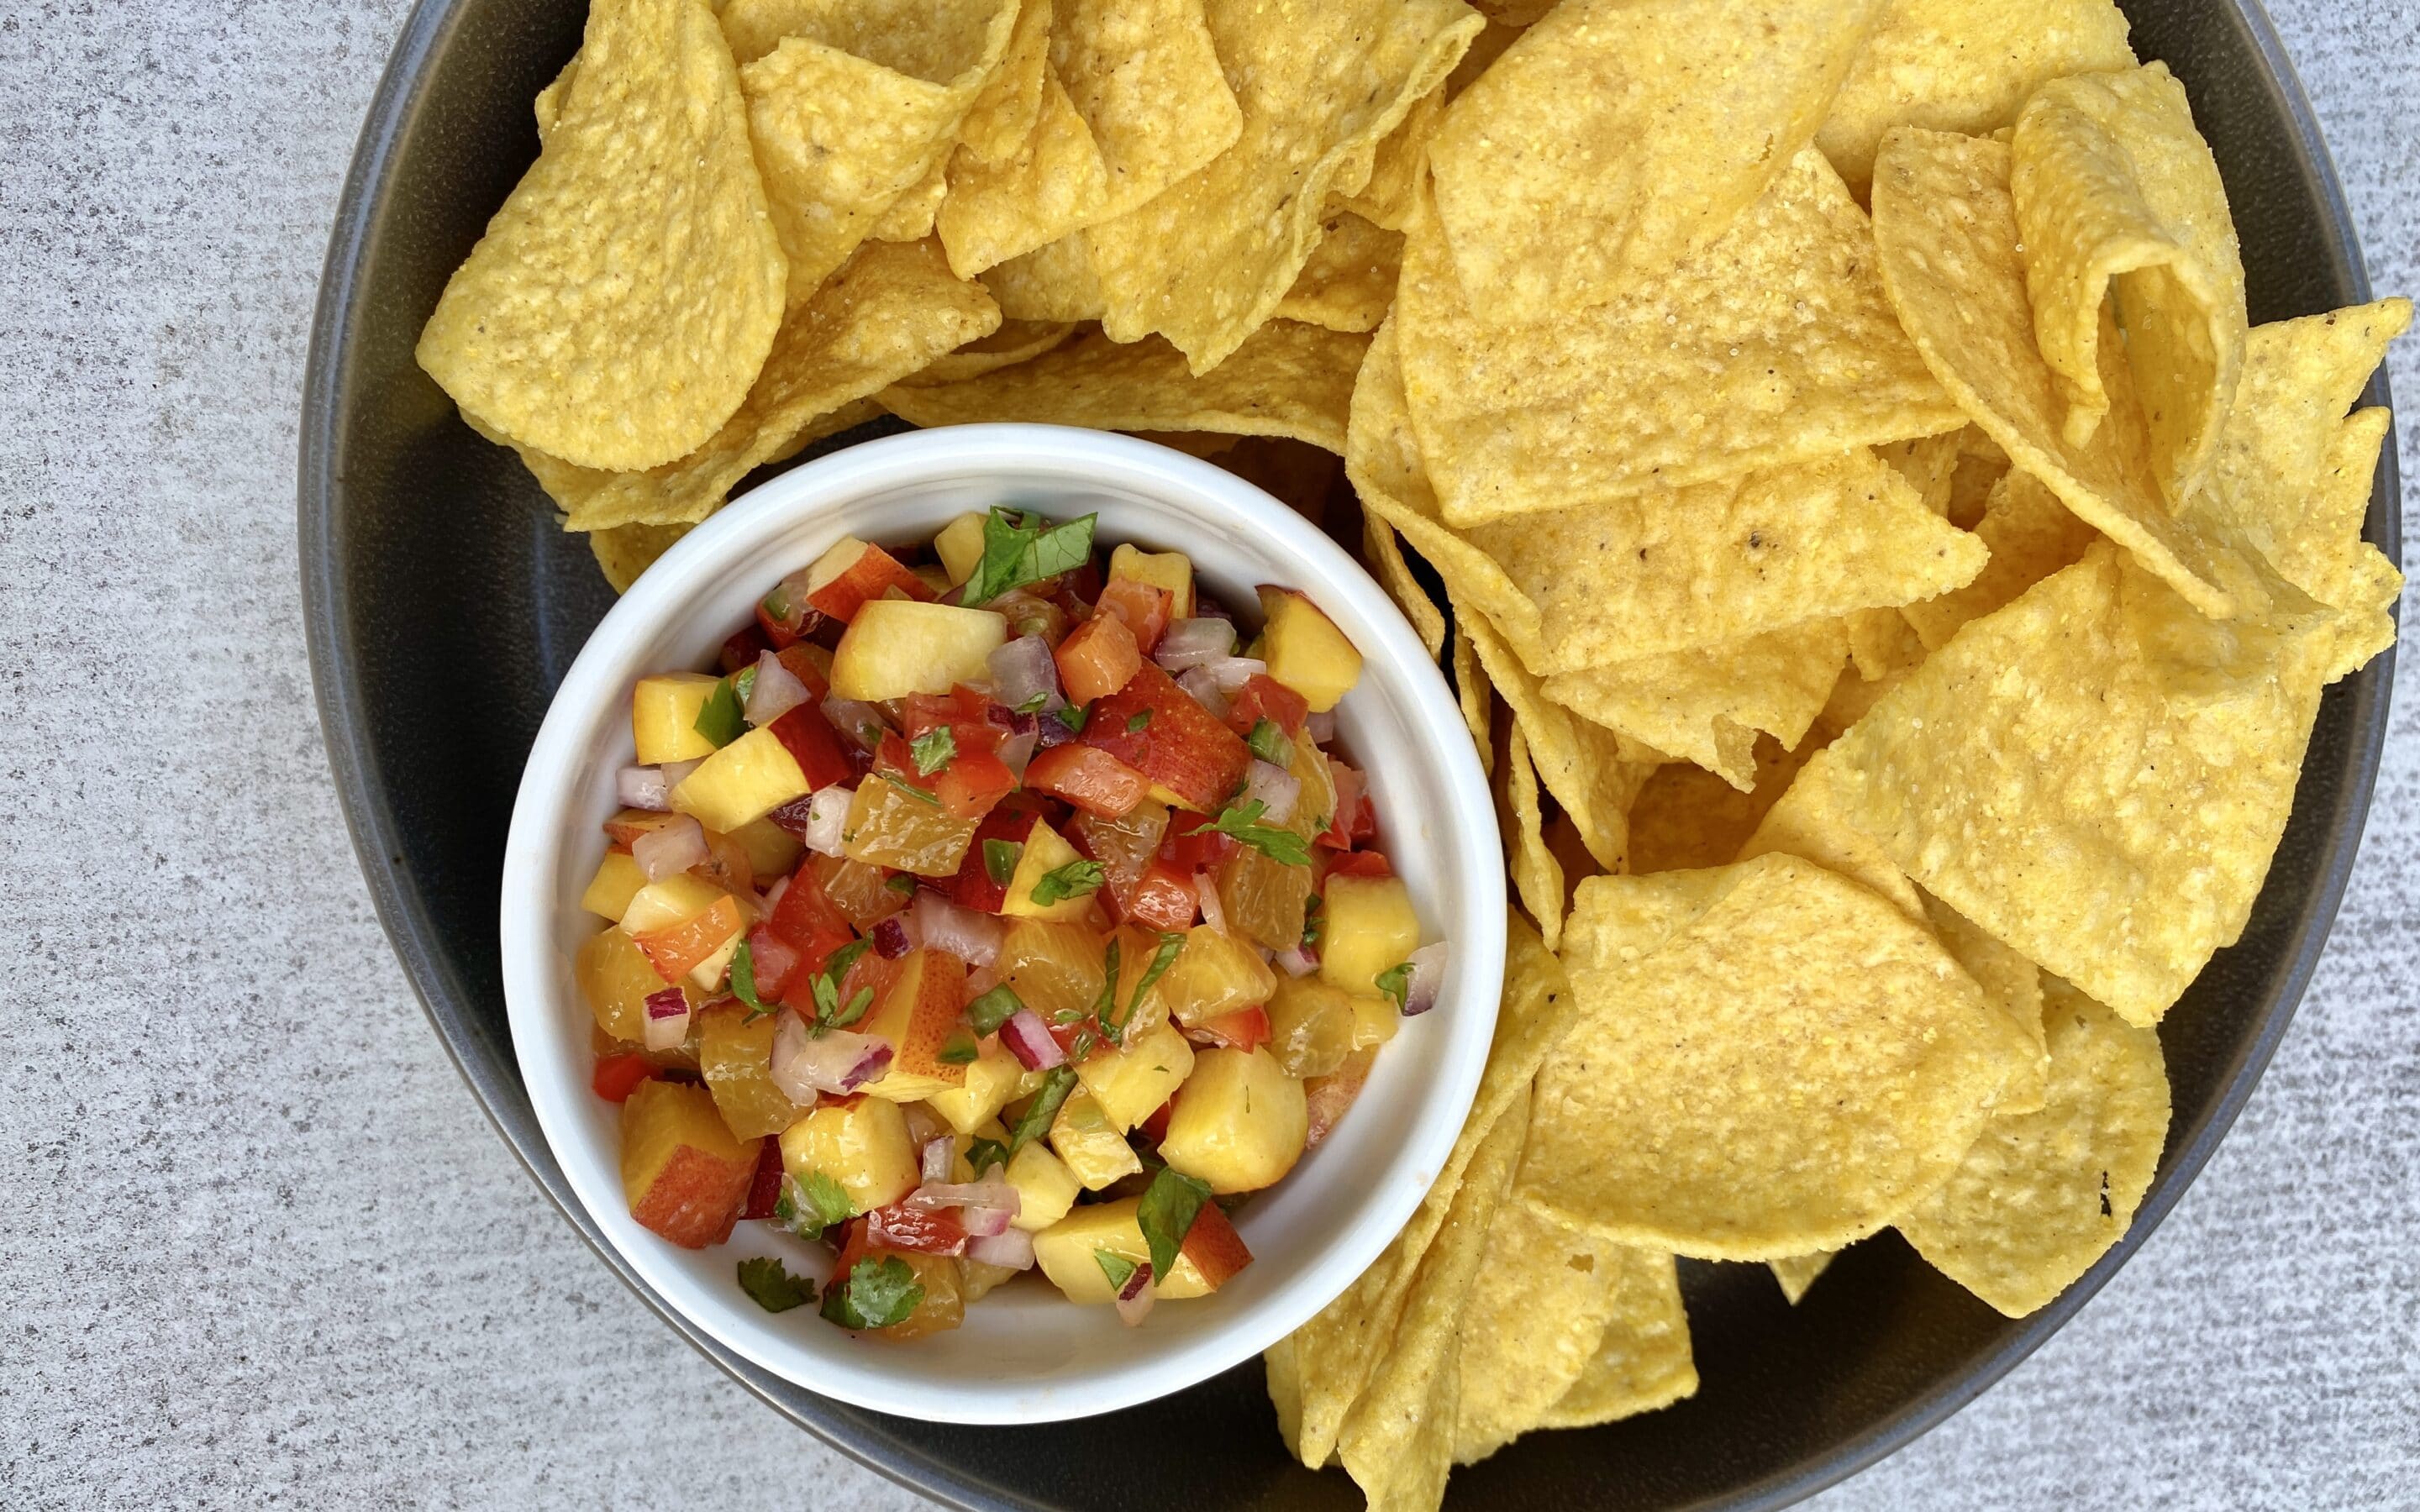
[0,1,2412,1507]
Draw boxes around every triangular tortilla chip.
[1542,619,1847,792]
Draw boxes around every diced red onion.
[642,988,690,1052]
[1244,759,1300,825]
[1205,656,1266,695]
[744,649,811,727]
[1115,1262,1155,1326]
[1195,873,1226,934]
[660,758,703,790]
[799,786,853,856]
[986,633,1064,715]
[616,765,671,811]
[913,890,1003,968]
[1000,1009,1065,1069]
[908,1175,1020,1215]
[1401,941,1449,1016]
[966,1227,1036,1270]
[1154,617,1238,671]
[1328,758,1365,838]
[1176,667,1231,722]
[1273,943,1318,978]
[770,1019,892,1100]
[985,702,1042,738]
[633,815,708,882]
[872,916,913,959]
[921,1135,956,1184]
[902,1100,950,1149]
[997,729,1038,779]
[1306,711,1336,743]
[760,874,791,915]
[822,692,891,752]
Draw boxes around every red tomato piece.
[865,1203,971,1257]
[1322,850,1393,882]
[935,748,1018,821]
[1191,1005,1271,1055]
[1024,743,1151,818]
[941,795,1045,912]
[1319,759,1374,851]
[767,869,857,976]
[741,1136,786,1220]
[591,1052,657,1104]
[744,923,802,998]
[1117,859,1199,932]
[1161,812,1239,871]
[1055,612,1143,704]
[1096,579,1172,656]
[1226,674,1309,739]
[1140,1100,1174,1144]
[720,624,772,675]
[1084,663,1251,813]
[766,705,854,792]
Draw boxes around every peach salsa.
[576,507,1445,1336]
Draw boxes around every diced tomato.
[1318,759,1374,851]
[1024,743,1150,818]
[767,705,854,792]
[1115,859,1199,932]
[742,1136,786,1219]
[1162,811,1239,870]
[1321,850,1393,882]
[941,795,1044,912]
[1140,1099,1174,1144]
[768,870,857,976]
[1096,579,1172,656]
[591,1052,657,1103]
[900,685,1005,757]
[1191,1004,1271,1055]
[1055,612,1142,704]
[1084,663,1251,812]
[755,595,814,649]
[807,542,933,622]
[720,624,772,675]
[1227,674,1310,739]
[935,749,1018,821]
[776,643,832,701]
[865,1203,970,1257]
[744,923,802,997]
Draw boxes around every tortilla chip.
[1336,1084,1528,1512]
[1424,0,1881,313]
[1279,916,1572,1469]
[1946,446,2006,528]
[1542,618,1848,792]
[1821,542,2328,1024]
[956,0,1053,163]
[1364,512,1448,661]
[1529,854,2020,1259]
[880,320,1364,452]
[1925,891,2048,1116]
[1897,978,2170,1316]
[1049,0,1240,222]
[1451,1195,1639,1463]
[1815,0,2137,198]
[589,521,695,593]
[1869,127,2254,618]
[894,318,1077,386]
[1086,0,1480,373]
[1767,1251,1833,1306]
[1902,469,2099,649]
[1846,607,1929,682]
[531,53,579,139]
[1331,79,1445,233]
[538,241,993,531]
[979,232,1107,323]
[1400,150,1965,524]
[1879,429,1965,516]
[1626,733,1812,874]
[418,0,785,472]
[870,156,952,242]
[1501,723,1563,949]
[938,66,1113,276]
[2012,64,2246,503]
[1274,213,1405,336]
[1738,745,1927,919]
[1531,1247,1697,1428]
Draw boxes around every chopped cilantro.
[1015,691,1054,715]
[984,838,1023,886]
[957,507,1098,607]
[966,1137,1009,1175]
[830,986,875,1031]
[1244,717,1293,767]
[819,1255,924,1331]
[1007,1065,1078,1156]
[965,983,1023,1036]
[730,939,773,1019]
[1055,704,1088,734]
[1203,799,1313,866]
[1094,1250,1139,1293]
[1104,932,1185,1046]
[885,872,919,895]
[909,725,957,775]
[1030,858,1106,906]
[773,1171,855,1241]
[808,940,876,1034]
[937,1026,981,1065]
[736,1256,817,1313]
[1301,893,1324,948]
[879,771,941,806]
[693,676,745,748]
[1137,1166,1212,1284]
[1126,709,1153,732]
[1374,960,1415,1011]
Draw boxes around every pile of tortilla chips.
[422,0,2405,1504]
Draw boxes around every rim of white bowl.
[500,425,1505,1424]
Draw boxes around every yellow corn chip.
[531,53,579,139]
[1330,79,1444,234]
[1502,723,1563,949]
[2012,64,2246,503]
[1452,1195,1640,1463]
[418,0,785,472]
[1532,1247,1697,1430]
[1878,429,1965,516]
[1528,855,2021,1259]
[1086,0,1481,373]
[723,0,1002,68]
[1815,0,2137,198]
[1542,618,1848,792]
[1400,150,1964,524]
[894,318,1076,386]
[1273,213,1405,336]
[1869,128,2254,618]
[871,157,952,242]
[956,0,1053,164]
[1425,0,1881,314]
[937,66,1111,276]
[879,321,1364,453]
[1626,733,1812,874]
[1049,0,1240,222]
[1897,978,2169,1316]
[1820,542,2328,1024]
[589,521,695,594]
[978,232,1106,323]
[534,242,994,531]
[1924,891,2048,1116]
[1901,469,2099,650]
[1363,511,1448,661]
[1846,607,1929,683]
[1946,445,2007,528]
[1767,1252,1833,1306]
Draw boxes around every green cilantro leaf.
[1203,799,1313,866]
[819,1255,924,1331]
[1007,1064,1078,1156]
[1094,1250,1139,1294]
[730,939,773,1020]
[1055,704,1088,734]
[880,771,941,806]
[772,1172,855,1241]
[885,872,919,895]
[937,1026,981,1065]
[909,725,957,775]
[1030,859,1106,906]
[830,985,876,1031]
[965,983,1024,1036]
[1104,932,1186,1046]
[966,1137,1009,1176]
[736,1256,817,1313]
[693,677,746,748]
[1244,717,1294,766]
[958,507,1099,607]
[983,838,1023,886]
[1015,691,1054,714]
[1126,709,1153,732]
[808,940,874,1034]
[1137,1166,1212,1284]
[1374,960,1415,1011]
[1301,893,1324,948]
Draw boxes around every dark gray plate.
[300,3,2396,1506]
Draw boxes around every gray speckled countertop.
[2,2,2413,1507]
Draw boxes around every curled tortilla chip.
[1049,0,1240,222]
[1767,1252,1833,1306]
[1815,0,2137,198]
[1897,978,2169,1316]
[956,0,1053,165]
[1501,724,1563,949]
[1531,1247,1696,1430]
[418,0,786,472]
[1530,854,2021,1259]
[978,232,1106,323]
[870,157,952,242]
[1425,0,1881,314]
[1273,213,1405,336]
[589,521,695,594]
[1086,0,1480,373]
[1542,618,1848,792]
[1400,150,1964,524]
[1901,468,2099,650]
[894,318,1076,386]
[1451,1195,1641,1464]
[937,66,1111,276]
[1626,733,1812,875]
[1363,511,1448,661]
[880,320,1365,453]
[2012,63,2246,501]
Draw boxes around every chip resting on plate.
[1528,855,2023,1259]
[1897,978,2170,1316]
[2011,64,2246,499]
[1450,1194,1647,1464]
[1528,1247,1697,1431]
[416,0,786,472]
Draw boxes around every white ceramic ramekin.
[499,424,1504,1424]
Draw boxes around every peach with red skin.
[806,539,934,622]
[1082,663,1251,812]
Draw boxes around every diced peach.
[1178,1197,1254,1291]
[1049,1089,1144,1189]
[1005,1139,1082,1231]
[803,536,934,622]
[728,817,804,880]
[1031,1198,1221,1302]
[781,1095,918,1214]
[830,600,1007,701]
[631,673,723,764]
[1002,819,1102,922]
[1158,1047,1307,1194]
[602,807,691,848]
[1026,743,1151,818]
[620,1079,761,1248]
[1055,612,1141,704]
[1076,1020,1194,1130]
[671,725,814,832]
[1304,1047,1376,1147]
[1319,874,1422,995]
[922,1040,1029,1135]
[1097,578,1173,656]
[859,949,973,1103]
[934,512,989,585]
[1082,662,1251,812]
[1107,543,1194,619]
[580,850,647,921]
[1255,586,1362,713]
[630,894,745,986]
